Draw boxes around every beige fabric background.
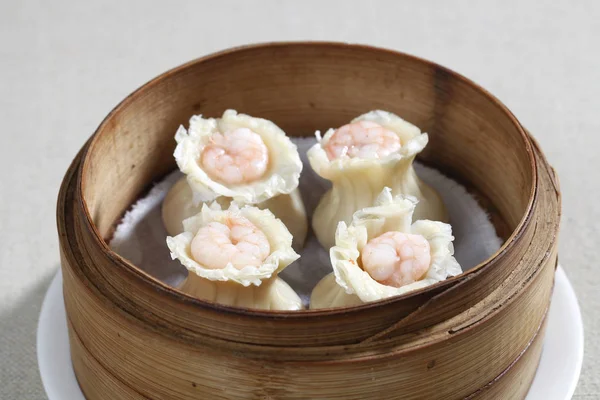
[0,1,597,398]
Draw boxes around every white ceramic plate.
[37,266,584,400]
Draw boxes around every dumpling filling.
[200,128,269,185]
[191,215,270,270]
[361,231,431,288]
[325,121,402,160]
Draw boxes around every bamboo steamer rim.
[77,41,537,318]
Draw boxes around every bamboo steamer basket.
[57,42,561,399]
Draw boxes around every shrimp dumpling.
[167,202,302,310]
[163,109,308,250]
[310,188,461,309]
[307,110,447,249]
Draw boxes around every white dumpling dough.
[309,273,363,310]
[180,274,302,311]
[310,188,461,309]
[308,110,447,249]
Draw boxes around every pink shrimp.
[190,215,270,270]
[361,231,431,288]
[325,121,401,160]
[200,128,269,184]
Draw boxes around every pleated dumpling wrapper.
[167,202,302,310]
[307,110,447,249]
[162,110,307,250]
[310,188,461,309]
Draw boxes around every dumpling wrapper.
[174,109,303,204]
[180,274,302,311]
[308,110,447,249]
[310,188,461,309]
[167,202,300,287]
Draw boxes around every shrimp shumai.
[310,188,461,309]
[307,110,447,249]
[167,202,302,310]
[162,110,307,250]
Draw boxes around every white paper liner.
[109,137,503,307]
